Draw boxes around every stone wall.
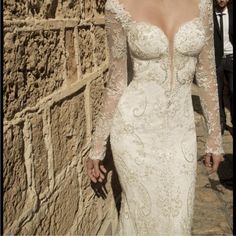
[3,0,118,235]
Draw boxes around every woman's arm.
[87,8,128,182]
[195,0,224,173]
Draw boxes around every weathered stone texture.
[51,170,80,234]
[56,0,82,19]
[4,1,29,20]
[51,92,86,177]
[4,30,64,120]
[19,169,80,235]
[82,0,94,19]
[94,26,107,67]
[3,0,58,20]
[18,202,52,235]
[4,0,115,234]
[78,28,95,74]
[65,29,78,83]
[94,0,106,16]
[30,113,49,195]
[3,124,27,229]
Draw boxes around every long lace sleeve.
[88,9,128,160]
[195,0,224,155]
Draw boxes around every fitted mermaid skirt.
[110,77,197,236]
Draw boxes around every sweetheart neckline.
[130,17,202,46]
[112,0,203,44]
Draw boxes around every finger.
[220,156,225,162]
[92,168,99,181]
[98,177,103,183]
[99,170,105,180]
[211,157,222,173]
[93,160,101,178]
[100,164,107,174]
[204,154,212,168]
[209,163,219,174]
[88,169,97,183]
[86,160,93,174]
[92,168,96,177]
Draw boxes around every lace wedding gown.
[89,0,224,235]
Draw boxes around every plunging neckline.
[113,0,202,44]
[109,0,203,92]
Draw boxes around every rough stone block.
[4,0,28,20]
[3,0,58,20]
[94,0,106,16]
[30,113,49,195]
[19,170,79,235]
[4,30,64,120]
[51,91,86,177]
[65,29,78,83]
[50,170,80,234]
[3,1,118,234]
[56,0,82,19]
[94,26,107,67]
[78,27,95,74]
[82,0,94,19]
[3,124,27,229]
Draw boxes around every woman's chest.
[126,19,206,60]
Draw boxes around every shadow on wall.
[89,138,122,215]
[104,139,122,215]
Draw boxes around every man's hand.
[86,158,107,183]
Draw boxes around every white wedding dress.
[89,0,224,235]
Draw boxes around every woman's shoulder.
[200,0,214,9]
[105,0,119,12]
[105,0,132,26]
[105,0,134,13]
[198,0,214,19]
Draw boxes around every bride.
[86,0,224,235]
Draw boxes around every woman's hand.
[203,153,224,174]
[86,158,107,183]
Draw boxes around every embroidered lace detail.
[195,0,224,155]
[106,0,131,28]
[105,15,127,59]
[89,9,128,160]
[89,0,224,234]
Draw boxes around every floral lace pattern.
[89,0,224,235]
